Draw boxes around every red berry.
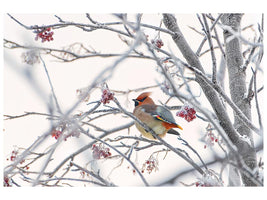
[35,27,54,42]
[177,105,196,122]
[101,88,114,104]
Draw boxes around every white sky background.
[1,0,266,199]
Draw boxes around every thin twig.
[71,161,116,186]
[196,14,223,56]
[39,54,62,113]
[202,14,217,84]
[177,135,208,170]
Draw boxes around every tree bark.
[221,14,257,186]
[163,13,258,186]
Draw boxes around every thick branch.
[163,14,238,143]
[162,14,259,186]
[221,14,257,186]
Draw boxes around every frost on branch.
[239,134,253,146]
[195,169,224,187]
[21,50,40,65]
[76,87,90,102]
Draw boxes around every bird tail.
[176,124,183,130]
[167,129,181,136]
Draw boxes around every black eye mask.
[139,96,147,102]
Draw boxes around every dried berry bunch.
[203,124,218,149]
[141,156,159,174]
[92,143,112,159]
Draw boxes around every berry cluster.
[161,79,171,95]
[101,88,114,104]
[35,27,54,42]
[195,181,209,187]
[51,123,80,141]
[6,148,25,165]
[151,38,164,49]
[145,34,149,41]
[177,105,196,122]
[80,170,90,179]
[51,129,63,140]
[92,143,112,159]
[4,176,11,187]
[142,157,159,174]
[204,132,218,149]
[9,149,18,162]
[203,124,218,149]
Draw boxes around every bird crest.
[133,92,155,106]
[136,92,152,101]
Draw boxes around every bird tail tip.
[177,124,183,130]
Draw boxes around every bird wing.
[155,106,177,124]
[140,105,177,125]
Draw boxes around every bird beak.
[132,99,139,107]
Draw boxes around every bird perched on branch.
[132,92,183,140]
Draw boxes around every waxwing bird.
[132,92,183,140]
